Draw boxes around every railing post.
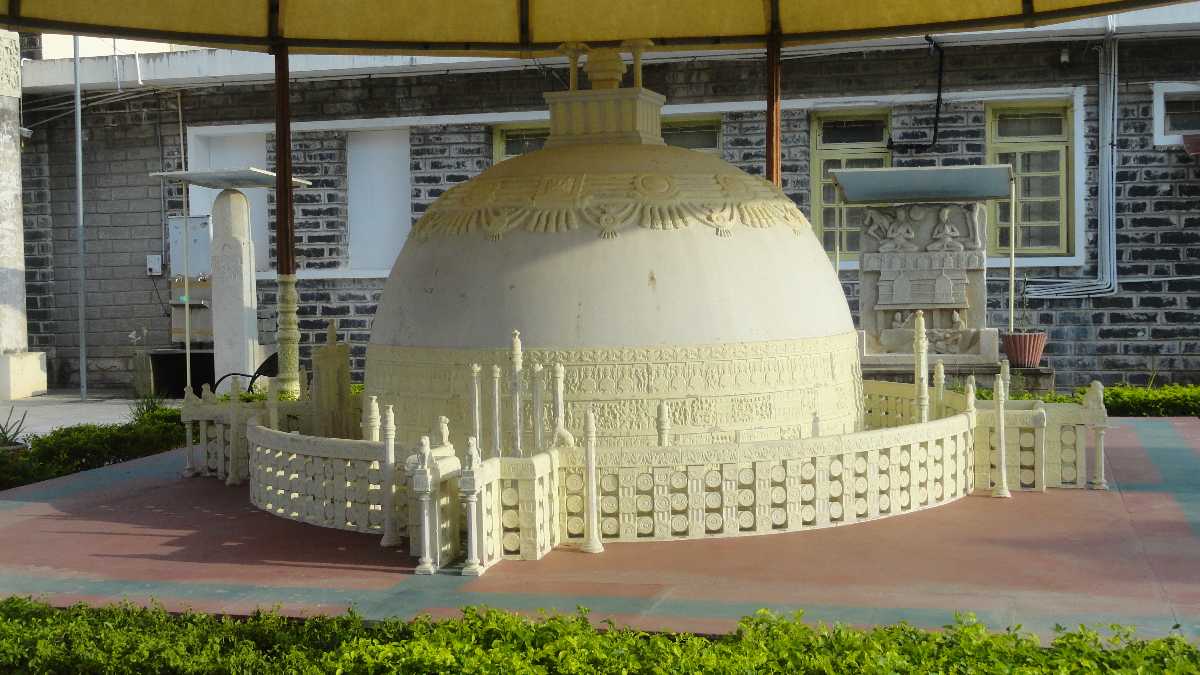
[266,378,280,430]
[510,330,524,456]
[992,373,1012,498]
[470,363,482,447]
[460,437,484,576]
[361,395,380,442]
[657,400,672,447]
[226,375,244,486]
[531,363,545,452]
[491,364,502,458]
[933,359,945,419]
[414,436,436,574]
[181,386,198,477]
[1086,381,1108,490]
[965,374,976,414]
[913,310,929,423]
[381,404,401,547]
[551,362,574,447]
[1032,401,1047,492]
[582,408,604,553]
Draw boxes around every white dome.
[366,141,863,447]
[370,144,853,350]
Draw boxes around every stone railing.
[246,415,388,534]
[555,406,976,544]
[975,370,1108,492]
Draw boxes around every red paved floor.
[1,417,1198,639]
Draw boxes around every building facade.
[16,16,1200,391]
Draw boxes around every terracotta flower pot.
[1002,331,1047,368]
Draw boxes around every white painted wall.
[348,129,412,275]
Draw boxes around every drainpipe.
[1026,16,1118,299]
[74,36,87,400]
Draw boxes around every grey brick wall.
[256,278,384,382]
[410,124,491,225]
[18,38,1200,389]
[266,131,349,271]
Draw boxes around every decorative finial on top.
[584,48,627,89]
[511,329,524,373]
[326,321,337,345]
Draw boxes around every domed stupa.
[367,45,863,449]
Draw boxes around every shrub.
[0,407,185,491]
[966,382,1200,417]
[0,598,1195,673]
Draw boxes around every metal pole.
[765,32,782,187]
[73,36,87,400]
[273,44,300,395]
[1008,174,1017,334]
[177,93,192,393]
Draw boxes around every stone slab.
[0,351,47,400]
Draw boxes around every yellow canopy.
[0,0,1183,56]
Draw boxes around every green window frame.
[987,104,1073,256]
[492,116,723,163]
[809,111,891,258]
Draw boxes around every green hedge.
[0,599,1195,673]
[0,406,185,491]
[970,383,1200,417]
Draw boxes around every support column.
[765,30,782,187]
[992,374,1012,498]
[0,30,47,400]
[582,408,604,553]
[272,44,299,395]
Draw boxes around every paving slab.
[1,417,1198,641]
[0,390,141,435]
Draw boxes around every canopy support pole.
[273,44,300,395]
[74,36,87,400]
[1008,175,1017,334]
[765,32,782,187]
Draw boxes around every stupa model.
[366,46,864,449]
[181,44,1106,577]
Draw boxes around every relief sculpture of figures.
[858,201,999,368]
[926,206,965,252]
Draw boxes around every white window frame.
[1152,81,1200,147]
[187,86,1085,279]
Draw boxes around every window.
[987,104,1072,255]
[492,117,722,163]
[809,112,890,257]
[1165,95,1200,134]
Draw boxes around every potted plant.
[1,406,29,452]
[1002,276,1047,368]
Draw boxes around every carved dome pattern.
[412,145,811,241]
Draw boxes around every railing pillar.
[381,404,401,547]
[531,363,545,452]
[582,408,604,553]
[491,365,503,458]
[414,436,436,574]
[992,373,1012,498]
[226,375,244,486]
[470,363,482,447]
[510,330,524,456]
[460,437,484,576]
[551,362,574,447]
[657,400,672,447]
[361,395,380,442]
[1086,381,1109,490]
[932,359,945,419]
[913,310,929,423]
